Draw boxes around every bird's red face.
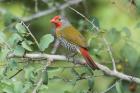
[50,16,62,28]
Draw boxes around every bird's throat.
[55,22,62,29]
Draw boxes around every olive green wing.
[61,26,87,48]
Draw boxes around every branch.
[7,53,140,84]
[22,0,82,22]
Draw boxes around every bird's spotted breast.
[58,37,78,52]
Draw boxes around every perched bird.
[50,15,98,70]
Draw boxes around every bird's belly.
[58,37,78,52]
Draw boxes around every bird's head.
[51,15,62,28]
[50,15,70,29]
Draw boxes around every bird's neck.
[55,23,70,32]
[55,20,71,31]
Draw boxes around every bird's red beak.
[50,18,55,23]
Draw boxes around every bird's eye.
[58,18,61,21]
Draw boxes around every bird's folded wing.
[61,26,87,48]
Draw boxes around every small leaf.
[0,31,6,43]
[121,43,139,67]
[42,69,48,85]
[14,45,25,56]
[39,34,54,51]
[135,22,140,28]
[88,78,94,91]
[9,60,18,70]
[14,81,23,93]
[24,66,34,80]
[4,12,16,26]
[121,27,131,37]
[116,81,123,93]
[64,90,71,93]
[106,28,121,44]
[71,68,80,77]
[26,40,33,45]
[21,41,32,51]
[8,33,23,46]
[15,23,27,34]
[47,67,60,71]
[0,47,9,61]
[3,86,14,93]
[22,82,32,93]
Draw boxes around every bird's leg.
[66,52,78,62]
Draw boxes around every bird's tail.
[79,48,98,70]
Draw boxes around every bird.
[50,15,98,70]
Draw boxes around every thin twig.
[9,69,23,79]
[102,38,116,71]
[21,21,40,49]
[7,53,140,84]
[32,78,43,93]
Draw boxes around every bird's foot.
[66,53,77,62]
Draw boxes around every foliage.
[0,0,140,93]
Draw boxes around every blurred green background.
[0,0,140,93]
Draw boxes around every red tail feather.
[79,48,98,70]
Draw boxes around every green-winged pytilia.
[51,15,98,70]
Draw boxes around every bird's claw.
[66,53,77,62]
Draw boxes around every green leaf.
[88,78,94,91]
[0,31,6,43]
[13,45,25,56]
[14,81,23,93]
[42,69,48,85]
[115,81,123,93]
[8,33,23,46]
[24,66,35,80]
[121,27,131,37]
[64,90,71,93]
[47,67,60,71]
[71,68,80,77]
[21,41,32,51]
[39,34,54,51]
[22,82,32,93]
[106,28,121,44]
[9,60,18,70]
[121,44,139,67]
[26,40,33,45]
[0,47,9,61]
[15,23,27,34]
[4,12,16,26]
[3,86,14,93]
[135,22,140,28]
